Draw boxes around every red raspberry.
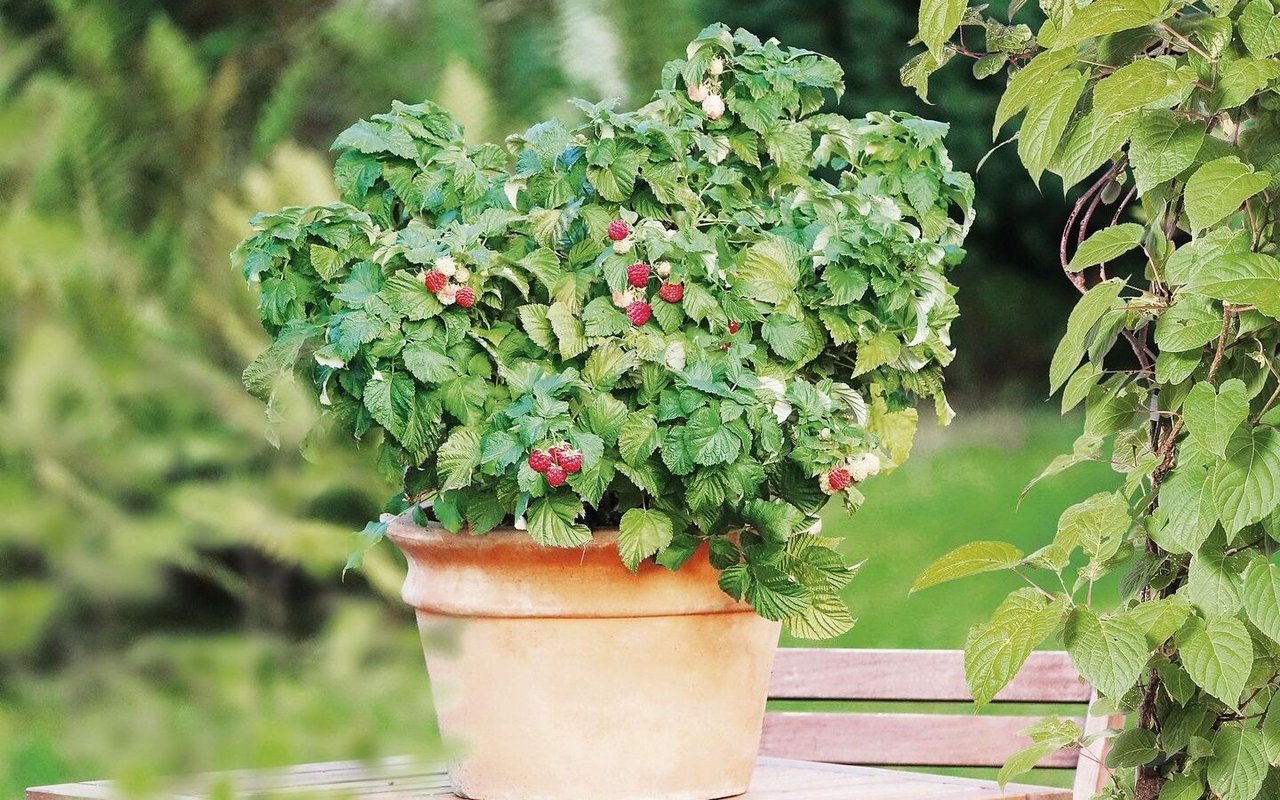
[456,286,475,308]
[626,301,651,326]
[827,468,852,492]
[607,219,629,241]
[557,448,583,474]
[626,262,650,288]
[528,449,553,473]
[545,463,567,487]
[728,321,740,334]
[423,270,448,293]
[658,282,683,303]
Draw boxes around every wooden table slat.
[27,756,1072,800]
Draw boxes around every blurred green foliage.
[0,0,1100,794]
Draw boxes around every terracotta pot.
[387,511,781,800]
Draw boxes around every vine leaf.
[1180,616,1253,705]
[1067,223,1145,272]
[912,541,1024,592]
[918,0,967,59]
[964,589,1066,709]
[1243,561,1280,646]
[1212,427,1280,537]
[617,508,674,572]
[1184,379,1249,458]
[1129,110,1205,194]
[1183,156,1271,232]
[1208,723,1267,800]
[1053,0,1166,49]
[1063,605,1149,700]
[1187,252,1280,317]
[1049,279,1125,393]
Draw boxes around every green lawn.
[2,409,1117,796]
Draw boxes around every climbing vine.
[909,1,1280,798]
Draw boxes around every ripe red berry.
[557,449,583,474]
[528,449,553,473]
[607,219,629,241]
[626,301,652,326]
[548,442,568,461]
[658,282,683,303]
[827,468,852,492]
[626,262,650,288]
[728,321,740,334]
[456,286,476,308]
[423,270,448,293]
[545,463,568,487]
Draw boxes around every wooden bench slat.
[768,649,1090,703]
[760,712,1081,768]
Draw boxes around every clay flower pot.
[388,511,781,800]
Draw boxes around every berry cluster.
[819,454,882,495]
[686,56,728,120]
[422,255,476,309]
[527,443,584,487]
[606,221,685,328]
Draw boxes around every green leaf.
[1184,379,1249,458]
[1208,724,1268,800]
[1129,111,1206,194]
[1057,491,1130,566]
[1187,252,1280,317]
[1243,560,1280,646]
[527,493,591,547]
[1018,68,1088,184]
[582,342,637,390]
[1157,775,1207,800]
[998,742,1059,789]
[1049,279,1124,393]
[853,331,901,376]
[1184,157,1272,232]
[1181,615,1253,705]
[547,301,588,360]
[686,407,742,466]
[1105,728,1159,768]
[1240,0,1280,58]
[1092,59,1195,118]
[1055,0,1166,48]
[1067,223,1145,271]
[786,592,856,640]
[402,341,458,384]
[993,48,1079,135]
[618,414,660,466]
[437,427,482,491]
[913,541,1024,592]
[309,243,349,281]
[1064,605,1149,700]
[965,589,1065,709]
[1213,427,1280,537]
[1050,110,1137,191]
[1164,228,1251,286]
[1158,465,1217,553]
[617,508,674,572]
[762,313,817,363]
[363,372,414,437]
[918,0,967,58]
[1186,546,1245,619]
[1154,295,1223,352]
[736,237,801,305]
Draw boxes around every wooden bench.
[761,649,1121,800]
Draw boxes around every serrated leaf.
[1129,111,1205,194]
[993,48,1079,135]
[1208,724,1268,800]
[786,592,856,640]
[1092,59,1194,118]
[1106,728,1159,768]
[1154,295,1222,352]
[1051,111,1137,191]
[1068,223,1145,271]
[1240,0,1280,58]
[913,541,1024,592]
[1158,465,1217,553]
[1064,606,1149,700]
[437,427,482,490]
[1213,427,1280,537]
[1243,560,1280,646]
[1184,379,1249,458]
[918,0,967,58]
[1184,157,1272,232]
[527,493,591,547]
[1050,279,1125,392]
[1181,615,1253,705]
[965,589,1065,708]
[854,331,902,376]
[402,341,458,384]
[686,407,742,466]
[547,301,587,360]
[737,237,802,305]
[1055,0,1166,48]
[617,508,674,572]
[1018,68,1088,184]
[1188,252,1280,317]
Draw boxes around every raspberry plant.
[235,24,973,638]
[909,1,1280,797]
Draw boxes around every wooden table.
[27,756,1072,799]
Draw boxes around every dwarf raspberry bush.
[234,24,972,637]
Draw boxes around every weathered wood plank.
[26,757,1072,800]
[760,712,1082,768]
[769,649,1089,703]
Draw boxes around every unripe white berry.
[687,83,708,103]
[708,56,725,76]
[434,255,457,276]
[454,266,471,283]
[702,94,725,120]
[656,261,672,278]
[437,284,457,305]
